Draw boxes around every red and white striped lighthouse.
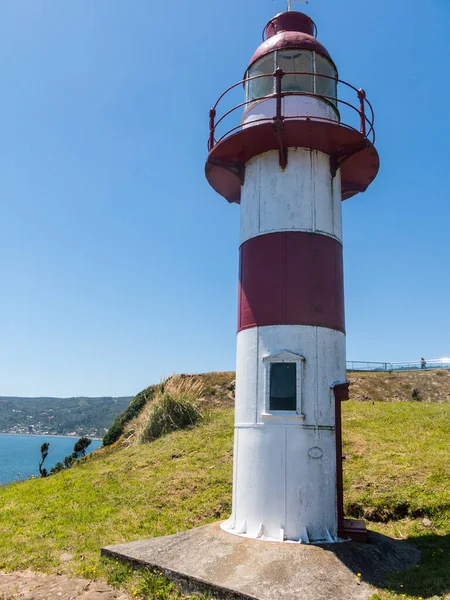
[206,5,379,543]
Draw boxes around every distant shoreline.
[0,433,102,442]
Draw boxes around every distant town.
[0,396,132,438]
[5,419,101,439]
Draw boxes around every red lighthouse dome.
[206,10,379,204]
[249,11,334,70]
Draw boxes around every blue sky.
[0,0,449,397]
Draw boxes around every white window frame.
[262,351,305,419]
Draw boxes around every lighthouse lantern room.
[205,4,379,544]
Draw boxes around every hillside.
[0,396,132,438]
[0,371,449,600]
[348,369,450,403]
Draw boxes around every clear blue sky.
[1,0,449,397]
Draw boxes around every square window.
[269,362,297,411]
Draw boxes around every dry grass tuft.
[133,376,204,444]
[121,373,235,446]
[162,375,205,399]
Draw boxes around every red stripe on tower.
[238,231,345,333]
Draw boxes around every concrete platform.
[102,523,420,600]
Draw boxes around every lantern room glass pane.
[269,363,297,412]
[247,53,275,102]
[277,50,313,94]
[315,54,337,104]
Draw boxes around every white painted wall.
[240,149,342,246]
[225,142,347,543]
[242,96,339,128]
[227,424,337,542]
[223,325,346,542]
[235,325,346,428]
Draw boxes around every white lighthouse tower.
[206,5,379,543]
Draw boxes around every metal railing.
[208,69,375,152]
[347,361,391,372]
[347,359,450,373]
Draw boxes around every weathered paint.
[228,127,347,541]
[242,96,339,130]
[205,6,378,545]
[264,11,316,39]
[234,325,346,427]
[248,31,333,72]
[223,324,346,542]
[205,119,378,204]
[229,324,345,543]
[240,148,342,245]
[238,231,345,333]
[226,424,338,542]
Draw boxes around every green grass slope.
[0,371,449,600]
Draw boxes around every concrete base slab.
[102,523,420,600]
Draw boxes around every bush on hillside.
[139,396,202,443]
[50,461,65,475]
[137,377,204,443]
[74,436,92,457]
[103,387,156,446]
[411,387,421,401]
[39,443,50,478]
[49,437,94,475]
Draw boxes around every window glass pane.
[277,50,313,93]
[315,54,337,103]
[270,363,297,411]
[247,54,275,101]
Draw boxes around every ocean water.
[0,434,102,485]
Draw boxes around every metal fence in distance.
[347,359,450,373]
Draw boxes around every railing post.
[275,68,283,123]
[208,108,216,151]
[273,68,287,169]
[357,88,367,137]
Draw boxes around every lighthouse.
[206,5,379,543]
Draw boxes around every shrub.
[39,443,50,478]
[103,387,155,446]
[412,387,421,401]
[137,377,204,444]
[63,455,74,468]
[50,462,65,475]
[102,420,124,447]
[73,436,92,457]
[48,437,93,475]
[139,395,202,443]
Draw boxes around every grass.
[348,369,450,404]
[0,371,449,599]
[343,401,450,521]
[341,400,450,600]
[132,376,204,444]
[0,407,233,598]
[102,561,212,599]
